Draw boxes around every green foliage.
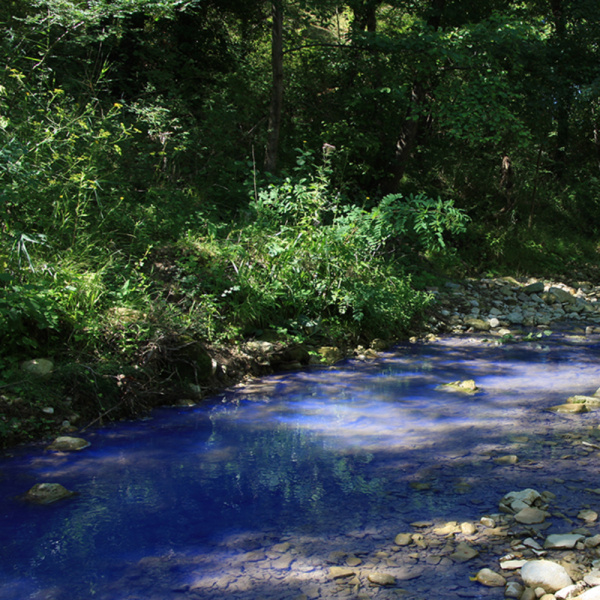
[374,192,470,252]
[2,0,600,446]
[208,152,470,338]
[0,274,61,352]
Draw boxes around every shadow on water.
[1,333,600,599]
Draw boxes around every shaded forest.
[1,0,599,444]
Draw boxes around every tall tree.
[265,0,284,172]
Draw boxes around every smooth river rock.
[521,560,573,592]
[515,506,548,524]
[367,572,396,586]
[48,436,91,451]
[475,568,506,587]
[437,379,479,393]
[544,533,585,549]
[577,586,600,600]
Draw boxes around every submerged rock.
[394,533,412,546]
[329,566,355,579]
[551,403,589,414]
[367,572,396,586]
[450,542,479,562]
[437,379,479,393]
[494,454,519,465]
[25,483,76,504]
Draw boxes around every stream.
[1,332,600,600]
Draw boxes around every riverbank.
[3,271,600,452]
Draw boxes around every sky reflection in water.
[1,334,600,599]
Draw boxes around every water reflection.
[1,334,600,599]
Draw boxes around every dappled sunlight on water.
[1,333,600,599]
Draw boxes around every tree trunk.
[388,83,426,192]
[549,0,569,178]
[264,0,284,173]
[351,0,378,32]
[387,0,445,192]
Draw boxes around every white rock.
[585,572,600,587]
[521,560,573,593]
[578,586,600,600]
[555,584,581,600]
[500,559,527,570]
[460,522,477,536]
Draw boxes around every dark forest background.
[1,0,599,443]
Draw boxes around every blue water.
[1,334,600,600]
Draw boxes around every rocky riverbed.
[424,275,600,339]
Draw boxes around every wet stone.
[48,436,91,451]
[271,554,293,570]
[461,522,477,536]
[475,568,506,587]
[544,533,585,549]
[579,509,598,522]
[515,507,548,524]
[494,454,519,465]
[25,482,76,504]
[367,572,396,586]
[394,533,412,546]
[329,567,355,579]
[345,556,362,567]
[449,542,479,563]
[505,581,525,598]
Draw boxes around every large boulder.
[521,560,573,593]
[547,286,577,304]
